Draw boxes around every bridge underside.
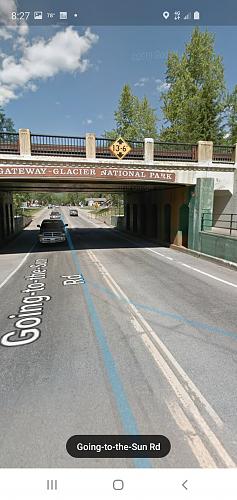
[0,176,216,254]
[0,179,187,192]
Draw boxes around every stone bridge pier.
[0,192,14,246]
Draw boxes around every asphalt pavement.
[0,207,236,468]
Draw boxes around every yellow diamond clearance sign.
[109,137,132,160]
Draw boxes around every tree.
[105,84,158,140]
[136,97,158,139]
[0,107,15,132]
[160,28,226,143]
[226,85,237,143]
[114,84,139,139]
[13,193,31,214]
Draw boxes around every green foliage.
[226,85,237,144]
[160,28,226,143]
[0,107,16,132]
[105,84,158,140]
[13,193,31,212]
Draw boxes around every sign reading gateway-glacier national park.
[0,166,175,182]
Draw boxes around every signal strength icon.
[184,12,191,20]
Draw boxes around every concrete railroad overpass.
[0,129,236,249]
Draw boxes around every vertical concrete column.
[144,138,154,163]
[230,168,237,213]
[188,178,214,251]
[19,128,31,155]
[232,144,237,163]
[197,141,213,163]
[0,192,14,245]
[86,133,96,160]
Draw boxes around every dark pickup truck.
[37,219,68,244]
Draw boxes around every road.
[0,207,237,468]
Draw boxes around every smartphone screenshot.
[0,0,237,498]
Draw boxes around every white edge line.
[180,263,237,289]
[0,242,36,290]
[0,208,49,290]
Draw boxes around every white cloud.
[0,27,99,105]
[155,79,170,91]
[134,77,149,87]
[0,0,17,24]
[0,86,17,103]
[0,0,29,44]
[86,119,93,124]
[0,27,12,40]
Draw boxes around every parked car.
[69,208,78,216]
[37,219,68,244]
[50,211,61,220]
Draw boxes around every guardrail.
[31,134,86,157]
[213,145,235,163]
[0,132,19,154]
[154,142,198,161]
[201,212,237,236]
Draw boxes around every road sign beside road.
[109,137,131,160]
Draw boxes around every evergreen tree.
[160,28,226,143]
[136,96,158,140]
[226,85,237,143]
[0,107,15,132]
[105,84,158,140]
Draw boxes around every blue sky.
[1,25,237,137]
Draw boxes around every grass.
[15,207,44,217]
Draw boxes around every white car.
[50,211,61,220]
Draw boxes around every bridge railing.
[213,145,235,163]
[95,138,115,158]
[30,134,86,157]
[201,211,237,236]
[126,140,144,160]
[0,130,236,165]
[154,142,198,161]
[0,132,19,154]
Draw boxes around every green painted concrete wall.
[188,178,214,251]
[200,232,237,263]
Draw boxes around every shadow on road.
[0,226,166,255]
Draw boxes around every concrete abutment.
[124,184,193,247]
[0,192,14,246]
